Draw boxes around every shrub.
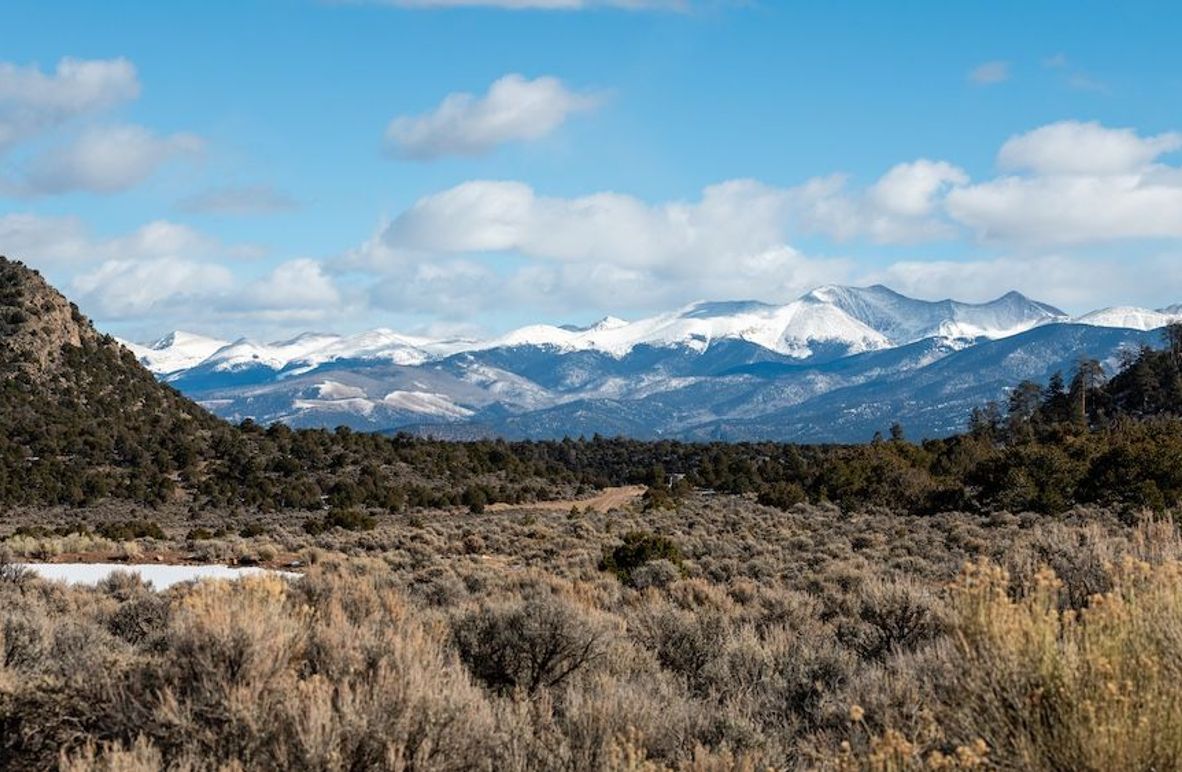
[757,481,808,510]
[238,522,267,538]
[303,508,376,535]
[453,593,610,694]
[96,520,165,541]
[600,531,683,585]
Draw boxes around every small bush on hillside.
[453,594,610,694]
[757,481,808,510]
[238,522,267,538]
[302,508,376,535]
[600,530,683,584]
[96,520,165,541]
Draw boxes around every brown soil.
[485,485,646,514]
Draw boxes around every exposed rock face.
[0,257,98,378]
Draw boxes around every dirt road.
[486,485,646,514]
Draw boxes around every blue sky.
[2,0,1181,342]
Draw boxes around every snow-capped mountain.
[804,285,1067,343]
[121,331,229,375]
[1073,306,1182,331]
[126,285,1066,375]
[119,285,1182,442]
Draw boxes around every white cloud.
[178,184,298,215]
[996,121,1180,176]
[14,124,204,195]
[73,257,237,318]
[0,213,338,325]
[0,57,206,198]
[0,214,227,268]
[0,213,95,266]
[346,179,852,317]
[235,259,342,314]
[968,60,1010,85]
[385,179,795,266]
[946,122,1182,243]
[0,57,139,150]
[385,74,600,159]
[369,258,501,317]
[73,254,347,324]
[791,161,968,244]
[869,160,969,217]
[947,174,1182,243]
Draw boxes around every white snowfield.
[1073,306,1182,331]
[120,330,229,375]
[120,284,1180,378]
[19,563,300,591]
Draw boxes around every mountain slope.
[805,285,1066,342]
[0,257,227,504]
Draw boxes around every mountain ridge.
[128,284,1084,376]
[119,283,1182,443]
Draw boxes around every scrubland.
[5,493,1182,770]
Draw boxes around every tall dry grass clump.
[0,566,500,771]
[835,555,1182,770]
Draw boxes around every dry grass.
[4,495,1182,769]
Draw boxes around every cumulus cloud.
[177,184,299,215]
[73,254,346,324]
[968,60,1010,85]
[996,121,1180,176]
[0,57,139,150]
[234,259,342,315]
[73,257,237,318]
[0,57,206,198]
[12,124,203,195]
[384,179,795,266]
[0,213,337,326]
[385,74,600,159]
[342,179,852,318]
[794,161,968,243]
[342,118,1182,321]
[0,214,235,269]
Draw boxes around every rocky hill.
[0,257,225,505]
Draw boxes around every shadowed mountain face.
[123,281,1174,443]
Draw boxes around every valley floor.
[4,492,1182,769]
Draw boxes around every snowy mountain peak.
[149,330,224,351]
[799,284,1066,345]
[129,286,1181,380]
[121,330,230,375]
[1074,306,1182,331]
[589,315,629,331]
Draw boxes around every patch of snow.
[314,381,367,400]
[1074,306,1182,331]
[382,390,475,418]
[20,563,299,590]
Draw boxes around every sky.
[1,0,1181,343]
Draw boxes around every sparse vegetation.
[7,257,1182,767]
[4,505,1182,770]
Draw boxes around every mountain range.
[122,285,1182,442]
